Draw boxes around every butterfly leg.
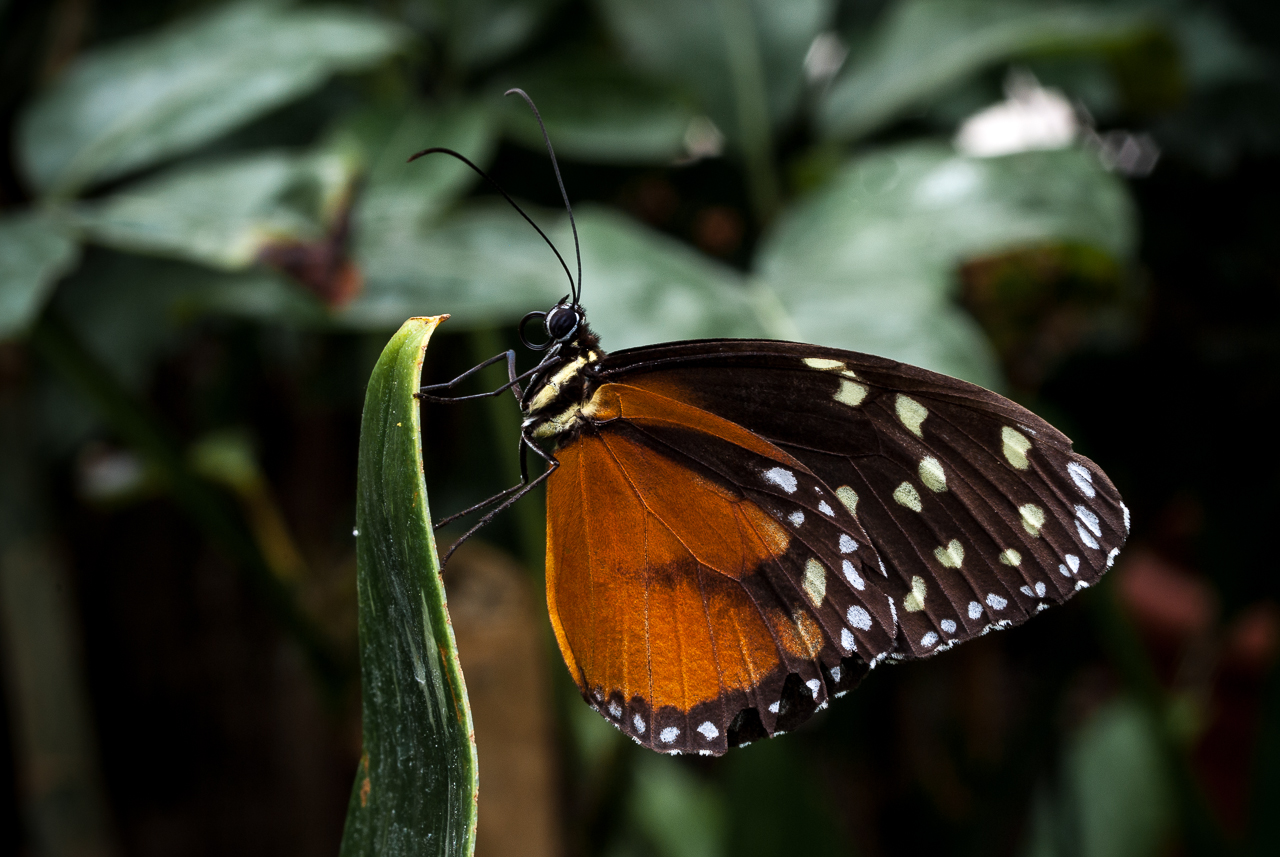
[417,349,543,403]
[439,436,558,565]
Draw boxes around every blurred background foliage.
[0,0,1277,855]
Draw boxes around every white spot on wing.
[839,534,857,553]
[934,539,965,568]
[894,482,923,511]
[999,548,1022,566]
[1001,427,1031,469]
[768,701,781,714]
[831,666,843,683]
[763,467,798,493]
[835,379,868,407]
[895,395,928,437]
[803,357,844,370]
[1066,554,1080,573]
[1076,520,1100,549]
[1019,503,1046,537]
[903,576,927,612]
[633,714,646,734]
[1020,586,1034,597]
[847,605,872,630]
[888,596,898,628]
[1059,564,1071,577]
[659,727,680,744]
[941,619,957,634]
[1122,503,1130,534]
[986,593,1008,610]
[842,559,865,590]
[841,628,856,651]
[1067,461,1096,498]
[818,501,835,516]
[922,631,939,647]
[1107,547,1120,568]
[608,701,622,718]
[788,510,806,527]
[1035,582,1047,597]
[697,721,719,740]
[919,456,947,492]
[968,601,982,619]
[1075,506,1101,537]
[807,679,821,699]
[803,559,827,606]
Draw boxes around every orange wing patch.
[546,385,875,754]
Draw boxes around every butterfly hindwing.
[546,382,887,754]
[594,340,1129,661]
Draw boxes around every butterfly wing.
[546,382,890,754]
[593,340,1129,662]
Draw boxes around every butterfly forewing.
[595,340,1129,661]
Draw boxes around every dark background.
[1,0,1278,855]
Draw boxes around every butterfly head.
[520,296,590,354]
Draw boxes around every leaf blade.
[341,315,477,857]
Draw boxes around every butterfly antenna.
[505,88,582,305]
[407,146,576,297]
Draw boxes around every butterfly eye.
[545,305,581,341]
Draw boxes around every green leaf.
[73,149,357,269]
[17,0,404,196]
[596,0,834,140]
[346,204,568,330]
[341,315,477,857]
[344,100,497,242]
[421,0,566,71]
[0,211,80,340]
[497,53,697,164]
[819,0,1152,142]
[346,204,764,346]
[755,141,1136,386]
[572,206,764,349]
[1022,697,1173,857]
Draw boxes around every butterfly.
[418,91,1128,757]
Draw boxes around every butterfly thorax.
[521,324,607,448]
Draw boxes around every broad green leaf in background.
[345,204,569,330]
[340,100,497,242]
[572,206,765,350]
[17,0,404,197]
[756,142,1136,386]
[596,0,834,141]
[418,0,566,71]
[0,211,80,340]
[497,53,698,164]
[345,204,765,347]
[820,0,1153,142]
[341,315,478,857]
[72,149,357,269]
[1022,697,1173,857]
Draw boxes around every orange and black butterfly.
[418,91,1128,757]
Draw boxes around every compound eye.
[546,307,580,341]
